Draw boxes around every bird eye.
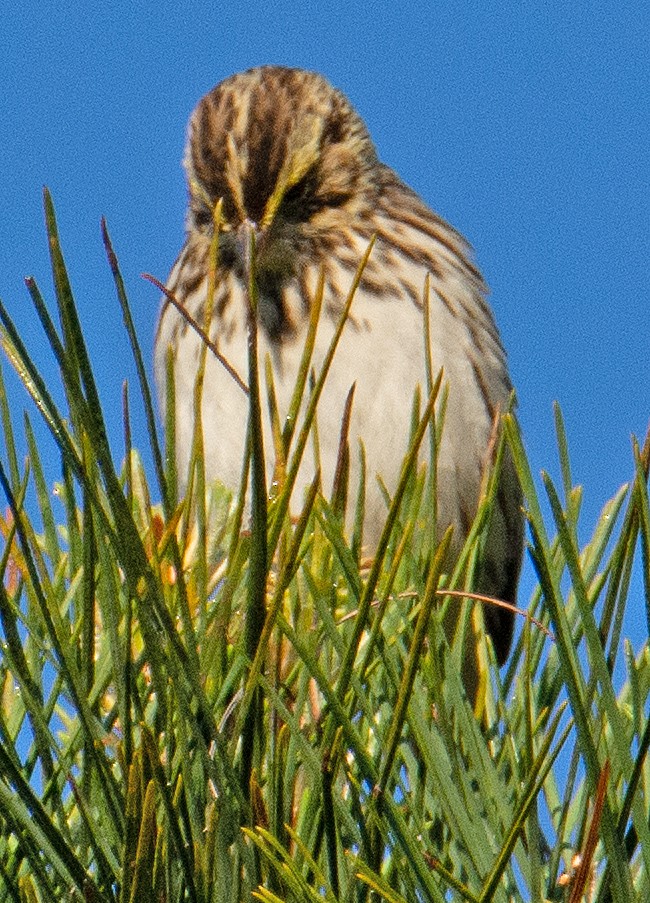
[280,179,348,221]
[194,207,213,228]
[319,191,348,209]
[283,181,307,207]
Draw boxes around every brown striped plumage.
[155,66,523,691]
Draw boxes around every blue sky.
[1,3,648,646]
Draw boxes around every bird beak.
[235,218,262,274]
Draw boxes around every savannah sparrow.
[155,66,523,673]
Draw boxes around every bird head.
[183,66,380,271]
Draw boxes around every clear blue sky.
[1,3,648,645]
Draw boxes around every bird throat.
[255,272,291,342]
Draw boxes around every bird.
[155,65,523,689]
